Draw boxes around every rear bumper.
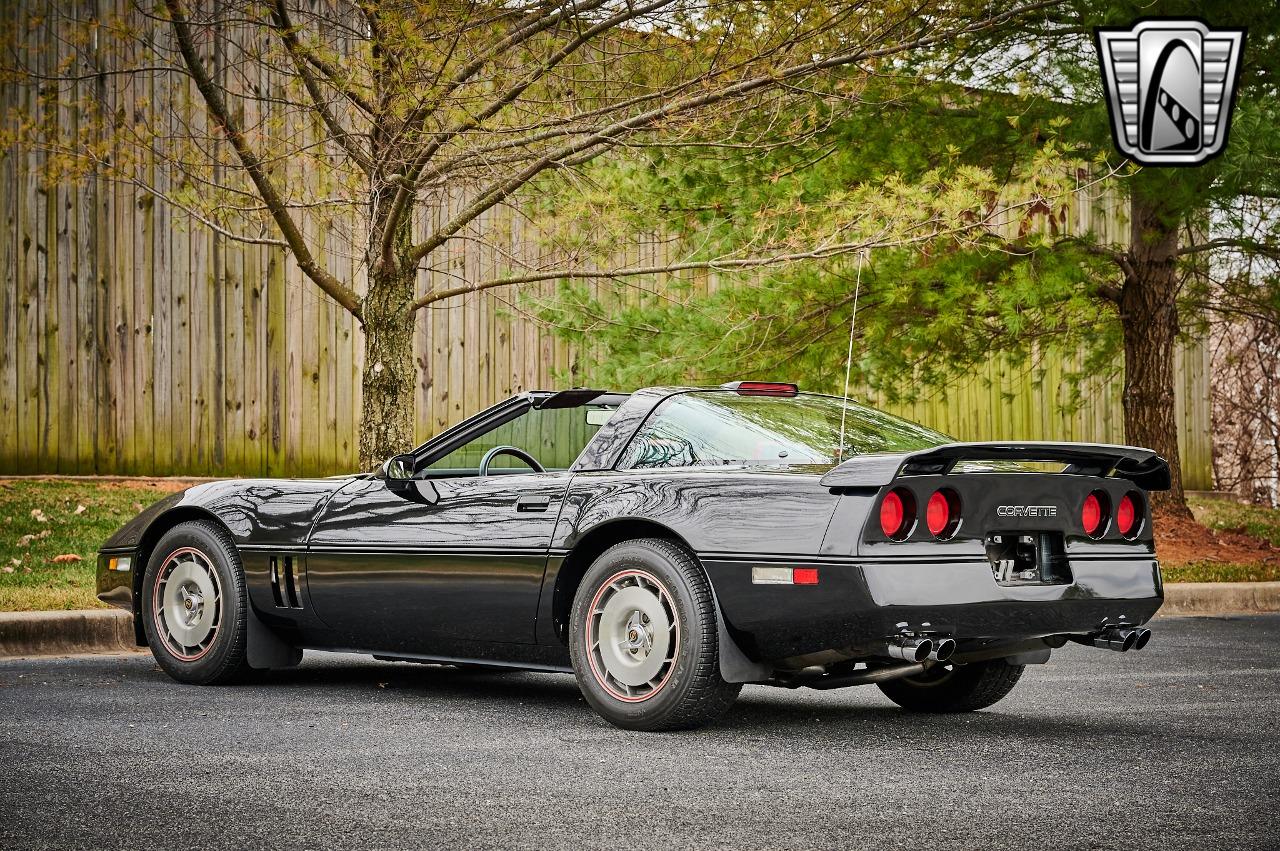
[703,554,1163,663]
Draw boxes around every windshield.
[619,391,949,469]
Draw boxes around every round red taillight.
[926,488,961,539]
[1117,492,1141,538]
[879,488,914,540]
[1082,490,1109,538]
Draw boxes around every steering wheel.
[478,445,546,476]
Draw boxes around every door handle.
[515,495,552,512]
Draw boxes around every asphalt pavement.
[1,615,1278,850]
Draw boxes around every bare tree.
[1211,319,1280,506]
[1204,198,1280,506]
[6,0,1056,467]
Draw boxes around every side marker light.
[751,567,820,585]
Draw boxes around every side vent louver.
[269,555,303,609]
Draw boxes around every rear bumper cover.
[702,554,1163,662]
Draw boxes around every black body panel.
[306,474,568,648]
[97,477,350,642]
[825,473,1156,555]
[99,478,351,551]
[539,466,842,646]
[702,552,1160,661]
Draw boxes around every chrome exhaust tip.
[1131,627,1152,650]
[929,637,956,662]
[886,636,934,663]
[1084,626,1137,652]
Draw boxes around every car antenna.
[835,249,866,463]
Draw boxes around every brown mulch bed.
[1154,508,1280,567]
[94,478,207,493]
[0,476,209,494]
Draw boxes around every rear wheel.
[569,539,740,731]
[142,520,253,685]
[877,659,1024,712]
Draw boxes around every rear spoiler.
[819,441,1171,492]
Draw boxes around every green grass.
[1188,494,1280,548]
[1160,561,1280,583]
[0,479,188,611]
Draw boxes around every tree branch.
[270,0,374,174]
[379,0,669,265]
[414,240,893,310]
[1179,236,1280,263]
[1056,236,1132,296]
[397,0,614,140]
[277,8,378,117]
[129,175,289,248]
[165,0,363,319]
[405,0,1063,274]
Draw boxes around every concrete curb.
[0,610,137,657]
[1158,581,1280,617]
[2,582,1279,656]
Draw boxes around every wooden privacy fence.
[0,164,1214,486]
[0,2,1212,486]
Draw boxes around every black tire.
[877,659,1024,713]
[141,520,254,685]
[569,538,740,731]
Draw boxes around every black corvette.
[98,382,1168,730]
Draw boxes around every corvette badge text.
[1095,19,1245,166]
[996,505,1058,518]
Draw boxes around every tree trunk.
[1122,193,1190,515]
[358,268,417,471]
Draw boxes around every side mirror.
[382,453,416,491]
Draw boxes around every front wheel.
[569,539,740,731]
[142,520,254,685]
[877,658,1024,713]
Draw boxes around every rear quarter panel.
[556,468,839,555]
[547,467,841,647]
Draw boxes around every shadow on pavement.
[119,651,1194,741]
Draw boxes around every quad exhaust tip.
[886,635,955,663]
[887,636,934,663]
[1074,625,1152,653]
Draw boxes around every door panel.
[305,474,568,651]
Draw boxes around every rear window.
[618,391,947,469]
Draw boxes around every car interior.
[418,402,621,478]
